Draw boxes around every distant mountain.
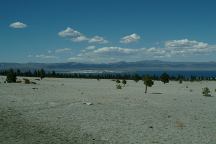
[1,60,216,73]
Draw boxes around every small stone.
[83,102,93,105]
[149,126,153,129]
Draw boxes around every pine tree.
[160,72,170,84]
[143,75,154,94]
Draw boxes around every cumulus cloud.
[9,21,27,29]
[85,45,96,50]
[164,39,212,55]
[55,48,72,53]
[120,33,141,44]
[89,36,108,44]
[58,27,88,42]
[58,27,108,44]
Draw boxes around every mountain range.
[1,60,216,73]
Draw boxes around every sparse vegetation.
[122,79,127,86]
[23,78,31,84]
[160,72,170,84]
[6,69,17,83]
[143,76,154,94]
[116,84,122,89]
[116,79,121,84]
[38,69,46,80]
[202,87,211,96]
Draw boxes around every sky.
[1,0,216,63]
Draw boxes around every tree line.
[0,68,216,82]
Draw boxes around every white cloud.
[58,27,88,42]
[73,36,89,42]
[9,21,27,29]
[165,39,208,49]
[55,48,72,53]
[58,27,108,44]
[89,36,108,44]
[93,47,137,55]
[85,45,96,50]
[120,33,141,44]
[35,54,58,59]
[164,39,213,55]
[67,39,216,63]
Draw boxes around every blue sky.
[1,0,216,63]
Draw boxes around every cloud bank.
[67,39,216,63]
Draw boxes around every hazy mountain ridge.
[1,60,216,72]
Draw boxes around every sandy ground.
[0,76,216,144]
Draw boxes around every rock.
[83,102,93,105]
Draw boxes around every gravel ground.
[0,76,216,144]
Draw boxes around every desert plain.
[0,76,216,144]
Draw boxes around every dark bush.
[23,78,31,84]
[116,84,122,89]
[202,87,211,97]
[122,79,127,86]
[116,79,121,83]
[6,69,17,83]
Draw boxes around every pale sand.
[0,76,216,144]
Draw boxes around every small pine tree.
[6,69,17,83]
[202,87,211,96]
[143,76,154,94]
[38,69,46,80]
[160,72,170,84]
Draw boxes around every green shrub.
[122,79,127,86]
[202,87,211,96]
[6,69,17,83]
[116,79,121,84]
[116,84,122,89]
